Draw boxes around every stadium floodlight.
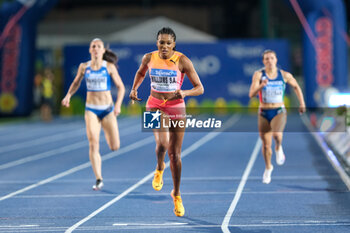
[328,93,350,107]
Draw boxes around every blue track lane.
[0,114,349,233]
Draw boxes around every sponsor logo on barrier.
[227,82,250,97]
[0,24,21,113]
[243,62,261,76]
[191,55,220,75]
[0,93,18,113]
[113,48,131,59]
[315,17,333,87]
[227,44,264,59]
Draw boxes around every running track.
[0,114,349,233]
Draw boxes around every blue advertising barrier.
[285,0,348,107]
[63,40,289,106]
[0,0,57,116]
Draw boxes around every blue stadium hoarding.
[0,0,58,116]
[63,40,290,106]
[284,0,348,107]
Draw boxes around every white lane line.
[0,116,133,136]
[65,115,240,233]
[0,120,139,155]
[0,224,40,228]
[221,137,261,233]
[0,118,137,153]
[0,136,154,202]
[230,222,350,227]
[14,188,350,199]
[0,121,80,141]
[112,222,188,226]
[0,141,87,170]
[0,128,85,154]
[0,124,141,171]
[80,221,350,230]
[301,115,350,190]
[0,175,340,184]
[2,222,350,232]
[262,220,338,224]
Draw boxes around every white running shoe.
[262,166,274,184]
[275,147,286,165]
[92,179,104,190]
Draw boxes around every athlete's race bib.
[262,80,284,103]
[86,72,108,91]
[150,68,178,92]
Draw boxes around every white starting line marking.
[112,222,188,226]
[261,220,338,224]
[231,221,350,227]
[0,224,39,228]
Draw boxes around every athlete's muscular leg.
[168,119,185,196]
[85,111,103,180]
[258,115,273,169]
[102,113,120,151]
[151,110,169,171]
[271,112,287,150]
[153,130,169,171]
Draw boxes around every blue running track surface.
[0,114,349,233]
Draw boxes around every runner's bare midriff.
[86,91,113,105]
[260,102,284,109]
[151,90,180,101]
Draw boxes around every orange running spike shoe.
[152,162,165,191]
[171,190,185,217]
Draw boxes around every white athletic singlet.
[84,60,111,92]
[259,69,286,103]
